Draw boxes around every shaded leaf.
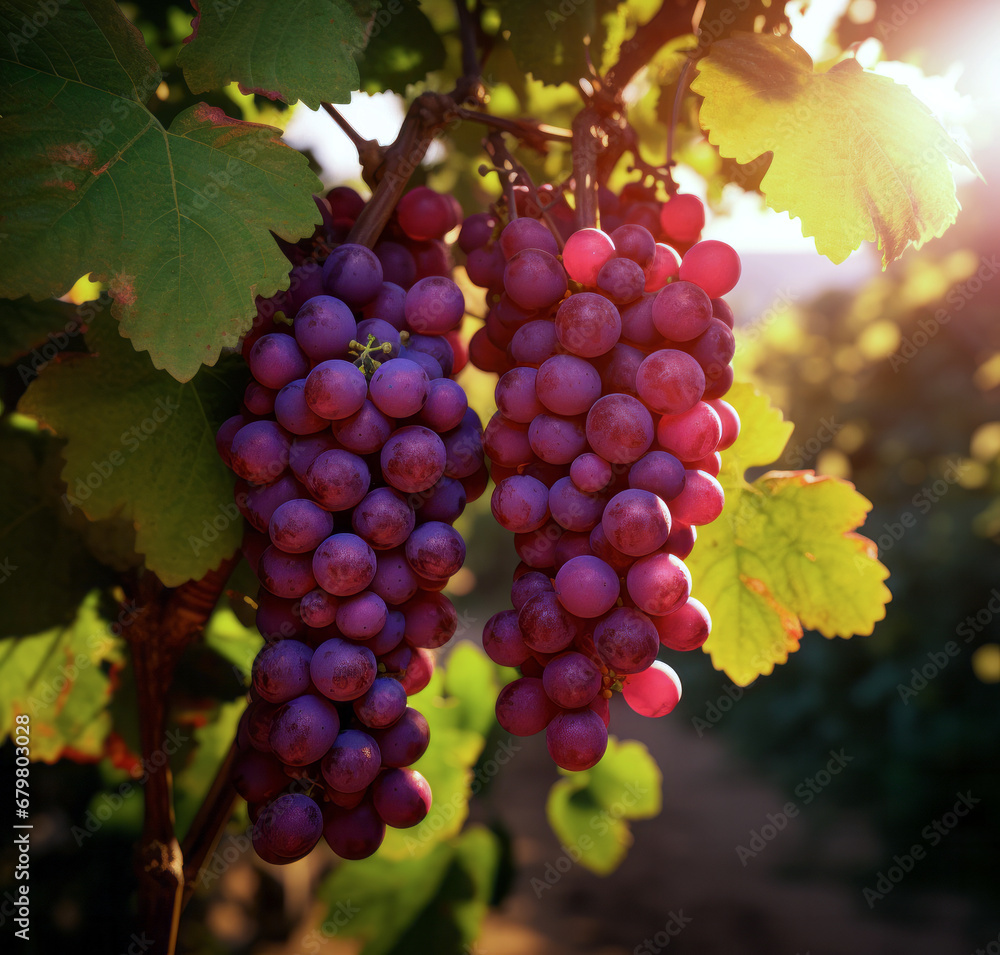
[177,0,371,107]
[0,297,83,367]
[441,641,501,738]
[358,0,446,93]
[18,317,248,586]
[686,382,891,686]
[691,33,978,265]
[0,0,322,381]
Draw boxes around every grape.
[514,520,562,569]
[593,607,659,674]
[232,748,289,803]
[585,393,654,464]
[312,533,376,596]
[381,426,447,493]
[709,399,741,450]
[687,451,722,476]
[336,591,389,639]
[561,228,615,286]
[246,699,278,752]
[484,413,533,468]
[602,489,671,557]
[268,694,341,765]
[535,354,602,416]
[372,707,430,767]
[414,477,467,524]
[323,799,386,860]
[259,546,317,598]
[404,521,466,579]
[656,401,723,461]
[635,349,706,415]
[619,293,658,347]
[685,319,736,383]
[253,793,324,861]
[252,639,313,703]
[373,768,432,828]
[331,400,395,454]
[597,256,645,304]
[669,469,725,526]
[511,320,560,366]
[545,710,608,771]
[369,358,429,418]
[323,244,383,307]
[397,186,457,241]
[626,551,691,616]
[304,449,371,511]
[510,571,554,612]
[304,360,368,421]
[310,637,377,701]
[554,555,620,618]
[542,651,602,708]
[254,589,305,641]
[651,281,713,342]
[554,530,593,569]
[244,381,276,415]
[268,498,334,553]
[353,676,408,729]
[611,223,656,268]
[350,487,415,550]
[459,211,499,253]
[230,421,290,485]
[644,244,681,291]
[442,419,485,479]
[547,477,604,532]
[663,521,696,559]
[659,193,705,243]
[679,239,741,297]
[368,610,406,655]
[364,282,407,328]
[401,591,457,649]
[499,217,559,258]
[403,276,464,335]
[570,452,612,492]
[496,677,558,736]
[554,293,621,358]
[300,589,339,629]
[528,413,588,465]
[504,249,568,310]
[288,433,338,483]
[321,728,381,793]
[466,245,506,290]
[327,185,365,220]
[588,523,635,575]
[215,414,248,467]
[491,475,551,533]
[249,334,310,391]
[293,295,358,361]
[401,646,435,693]
[274,379,329,435]
[629,450,686,502]
[375,241,418,289]
[622,661,682,717]
[283,261,326,315]
[370,549,419,605]
[417,378,467,431]
[518,591,580,653]
[654,596,711,651]
[483,610,532,666]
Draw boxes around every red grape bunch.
[215,186,487,864]
[462,191,741,772]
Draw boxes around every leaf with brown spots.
[0,0,321,381]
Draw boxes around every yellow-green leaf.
[691,33,978,266]
[686,383,890,686]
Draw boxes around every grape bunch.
[215,189,487,864]
[462,191,741,772]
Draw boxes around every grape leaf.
[488,0,619,86]
[0,426,106,636]
[177,0,371,107]
[18,316,248,587]
[0,591,126,762]
[545,737,661,875]
[317,826,501,955]
[0,0,322,382]
[691,33,978,266]
[685,382,891,687]
[0,297,84,368]
[357,0,446,93]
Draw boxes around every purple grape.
[336,591,388,639]
[268,694,341,765]
[381,426,447,493]
[232,748,288,803]
[253,792,324,862]
[321,728,381,793]
[323,799,385,859]
[510,571,554,611]
[300,589,339,628]
[491,475,551,533]
[399,647,434,696]
[404,276,465,335]
[304,360,368,421]
[629,450,686,502]
[356,318,401,358]
[417,378,467,431]
[251,639,314,703]
[216,414,248,467]
[374,240,417,288]
[499,217,559,258]
[284,261,326,316]
[268,498,334,553]
[546,709,608,771]
[602,489,672,557]
[495,677,557,736]
[353,676,408,729]
[331,400,395,454]
[569,453,613,493]
[517,591,580,653]
[406,333,455,377]
[369,549,419,605]
[585,393,654,465]
[369,358,430,418]
[372,768,432,828]
[242,474,305,532]
[504,249,568,311]
[535,354,602,416]
[401,592,457,649]
[482,610,531,666]
[442,421,484,479]
[293,295,358,361]
[244,381,276,415]
[510,320,560,366]
[371,708,429,767]
[367,610,406,655]
[351,487,415,549]
[527,413,588,466]
[611,223,656,267]
[651,280,713,341]
[547,476,604,532]
[413,477,467,524]
[495,366,544,423]
[363,281,408,328]
[258,546,317,598]
[246,699,278,751]
[273,379,329,435]
[459,211,498,253]
[230,420,290,485]
[597,256,645,304]
[304,449,371,511]
[312,532,376,596]
[542,651,603,709]
[404,521,465,580]
[323,244,383,308]
[248,334,310,390]
[254,589,306,640]
[554,555,620,618]
[288,433,339,483]
[593,607,660,674]
[310,637,377,701]
[626,551,691,616]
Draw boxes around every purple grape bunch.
[217,223,486,864]
[461,200,741,772]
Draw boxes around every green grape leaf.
[488,0,619,86]
[177,0,371,107]
[545,736,662,875]
[18,317,248,587]
[317,826,501,955]
[441,641,501,738]
[0,591,126,762]
[686,382,891,686]
[691,33,979,266]
[0,0,322,381]
[357,0,446,93]
[0,297,83,368]
[0,426,106,636]
[203,605,261,681]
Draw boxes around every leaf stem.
[321,103,385,190]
